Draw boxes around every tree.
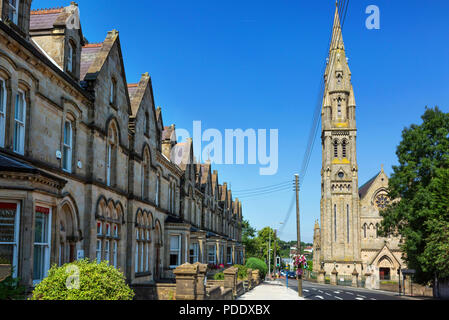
[242,219,258,258]
[379,107,449,284]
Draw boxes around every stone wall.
[132,283,176,300]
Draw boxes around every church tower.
[319,4,361,275]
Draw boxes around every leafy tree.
[31,259,134,300]
[379,107,449,284]
[242,219,258,258]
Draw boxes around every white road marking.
[325,292,332,296]
[303,289,309,292]
[335,296,343,300]
[346,292,354,295]
[315,295,324,300]
[357,295,366,298]
[355,297,364,300]
[334,291,341,294]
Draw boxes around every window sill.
[135,271,152,278]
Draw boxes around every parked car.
[287,271,296,278]
[280,270,287,277]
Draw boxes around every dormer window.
[8,0,19,24]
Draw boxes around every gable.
[83,30,132,116]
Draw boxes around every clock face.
[375,194,390,209]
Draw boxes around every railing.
[337,275,353,286]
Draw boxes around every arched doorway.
[378,255,393,280]
[58,202,79,265]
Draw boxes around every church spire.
[330,3,345,52]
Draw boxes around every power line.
[233,180,291,195]
[278,0,350,235]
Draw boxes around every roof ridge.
[83,43,103,48]
[31,7,64,15]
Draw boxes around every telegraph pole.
[273,229,277,276]
[295,174,303,297]
[268,229,271,279]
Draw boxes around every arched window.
[346,204,350,243]
[155,172,161,206]
[333,140,338,158]
[337,98,342,117]
[342,140,347,158]
[63,121,73,172]
[67,41,75,73]
[106,123,118,187]
[141,149,150,199]
[110,78,117,105]
[0,78,6,148]
[135,212,151,274]
[96,201,122,267]
[145,112,150,136]
[13,89,26,155]
[334,204,337,242]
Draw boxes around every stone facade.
[313,5,406,286]
[0,1,244,291]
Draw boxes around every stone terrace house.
[0,1,244,290]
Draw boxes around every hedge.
[31,259,134,300]
[245,257,268,279]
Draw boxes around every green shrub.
[214,272,224,280]
[31,259,134,300]
[245,257,268,279]
[233,264,248,280]
[0,274,26,300]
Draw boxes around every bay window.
[13,90,26,155]
[207,244,216,265]
[227,247,232,265]
[169,235,181,268]
[33,206,51,284]
[96,239,102,263]
[0,202,20,280]
[189,243,199,264]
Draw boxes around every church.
[312,4,406,287]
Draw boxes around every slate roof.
[358,172,380,199]
[30,8,64,30]
[0,153,66,184]
[80,43,103,81]
[127,83,139,99]
[162,126,176,141]
[0,153,35,172]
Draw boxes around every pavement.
[237,279,305,300]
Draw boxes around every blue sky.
[33,1,449,242]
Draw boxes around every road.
[280,278,415,300]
